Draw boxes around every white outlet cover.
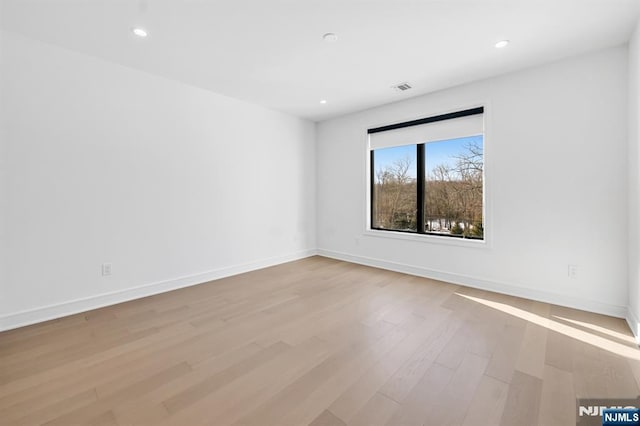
[102,263,112,276]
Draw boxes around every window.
[369,107,485,240]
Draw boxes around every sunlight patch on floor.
[456,293,640,361]
[552,315,637,345]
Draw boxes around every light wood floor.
[1,256,639,425]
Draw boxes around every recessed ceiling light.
[322,33,338,43]
[320,99,327,104]
[495,40,509,48]
[132,28,148,38]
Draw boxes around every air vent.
[392,82,412,92]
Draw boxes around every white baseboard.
[0,249,317,332]
[627,308,640,345]
[2,247,630,333]
[317,249,628,319]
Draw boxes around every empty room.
[2,1,640,425]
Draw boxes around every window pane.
[372,145,417,232]
[424,135,483,239]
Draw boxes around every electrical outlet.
[102,263,112,276]
[568,264,578,279]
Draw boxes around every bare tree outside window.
[372,146,417,231]
[425,137,483,239]
[372,135,483,239]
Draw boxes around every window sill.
[363,228,490,249]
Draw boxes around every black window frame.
[368,106,484,239]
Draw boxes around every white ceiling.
[2,0,639,121]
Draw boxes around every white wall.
[317,47,629,317]
[628,21,640,337]
[0,31,316,330]
[0,30,7,307]
[0,30,634,331]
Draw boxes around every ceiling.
[2,0,639,122]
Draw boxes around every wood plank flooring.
[1,256,638,425]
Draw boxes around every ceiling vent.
[392,82,412,92]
